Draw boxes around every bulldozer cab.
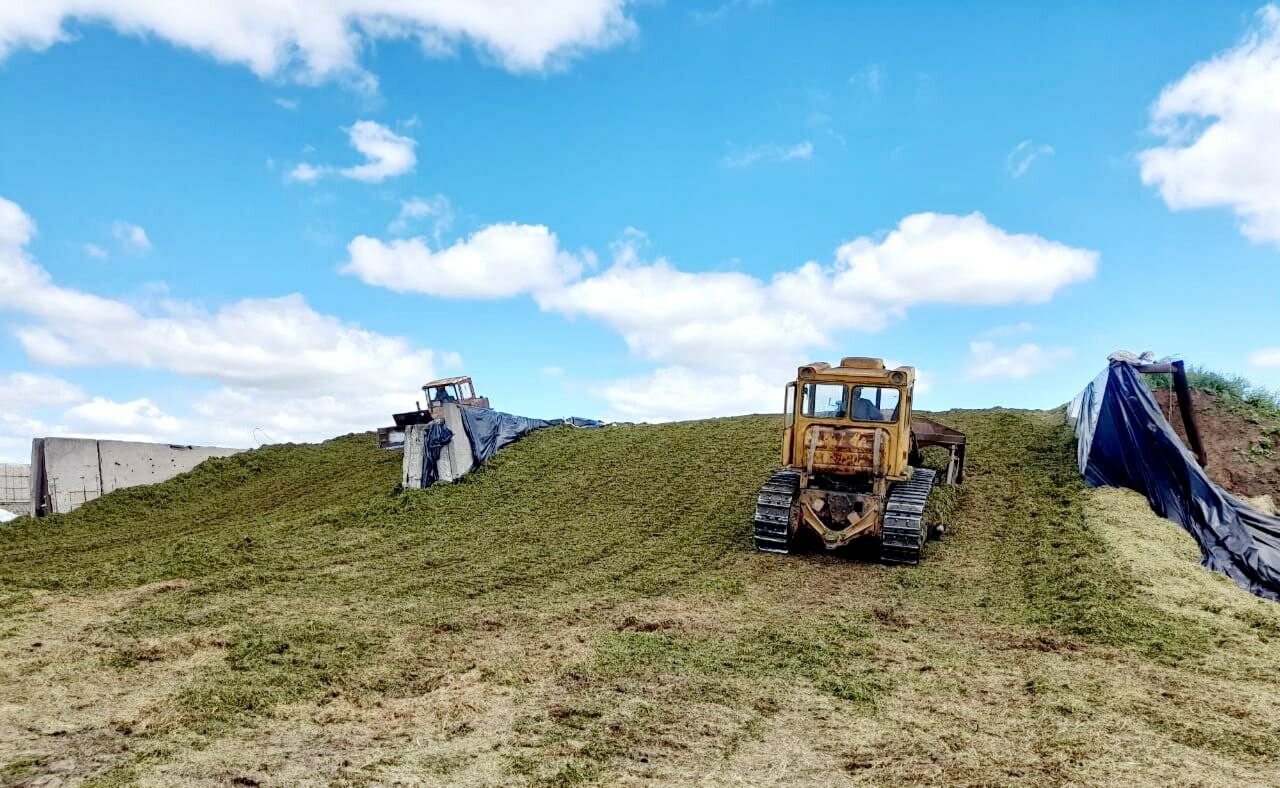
[755,355,965,560]
[382,375,493,449]
[782,358,915,482]
[423,376,490,414]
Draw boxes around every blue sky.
[1,1,1279,460]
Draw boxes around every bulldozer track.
[753,470,799,553]
[879,466,936,565]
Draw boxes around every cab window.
[849,386,901,422]
[802,383,847,418]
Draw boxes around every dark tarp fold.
[458,408,602,465]
[459,407,549,464]
[420,421,454,487]
[1070,361,1280,601]
[549,416,606,429]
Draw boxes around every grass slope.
[1,411,1278,785]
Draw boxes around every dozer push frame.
[753,357,965,564]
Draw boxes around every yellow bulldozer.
[753,357,966,564]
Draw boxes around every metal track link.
[879,467,936,565]
[753,470,799,554]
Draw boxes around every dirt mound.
[1153,389,1280,500]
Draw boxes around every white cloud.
[64,396,181,436]
[83,242,109,259]
[389,194,454,239]
[1139,5,1280,245]
[599,367,779,422]
[274,97,299,110]
[722,140,814,168]
[287,162,323,183]
[112,220,152,253]
[339,121,417,182]
[1250,348,1280,367]
[539,253,827,368]
[0,383,180,460]
[12,294,435,394]
[345,211,1096,419]
[0,371,85,462]
[967,341,1071,379]
[0,196,34,248]
[344,223,584,299]
[0,413,49,464]
[558,216,1092,418]
[289,120,416,184]
[827,212,1096,308]
[1005,140,1054,178]
[0,372,229,459]
[0,194,441,449]
[0,371,85,410]
[0,380,423,459]
[0,1,637,86]
[187,386,424,446]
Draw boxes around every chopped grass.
[2,410,1278,785]
[594,615,888,705]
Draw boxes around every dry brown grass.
[0,581,225,784]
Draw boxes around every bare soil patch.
[1154,388,1280,499]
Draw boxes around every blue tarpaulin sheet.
[420,421,454,487]
[1070,361,1280,601]
[458,407,603,465]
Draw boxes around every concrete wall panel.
[0,463,31,516]
[402,424,428,489]
[97,441,240,495]
[400,412,475,489]
[435,404,474,483]
[41,438,102,515]
[33,438,241,515]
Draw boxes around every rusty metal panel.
[804,425,888,474]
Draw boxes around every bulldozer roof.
[799,358,916,384]
[423,375,474,388]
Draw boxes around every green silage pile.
[2,411,1276,786]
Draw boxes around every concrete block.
[434,404,474,483]
[97,441,239,494]
[40,438,102,515]
[402,423,428,489]
[0,463,31,517]
[31,437,241,516]
[400,411,475,489]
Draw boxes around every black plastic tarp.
[458,408,603,465]
[1069,361,1280,601]
[549,416,606,429]
[459,407,550,463]
[419,421,454,487]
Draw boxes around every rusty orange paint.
[804,425,889,475]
